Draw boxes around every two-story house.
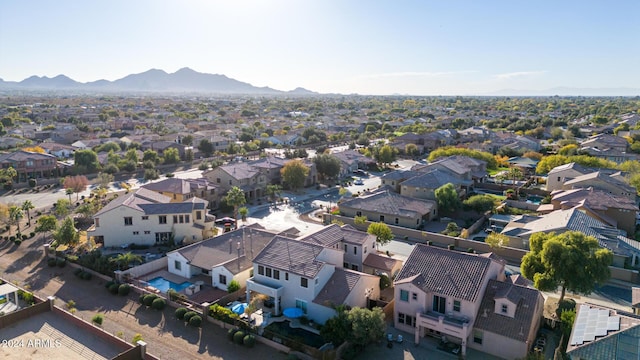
[400,169,473,201]
[394,244,543,359]
[88,188,216,248]
[141,177,219,209]
[203,162,266,200]
[246,235,379,324]
[546,162,625,192]
[0,150,60,183]
[562,171,636,202]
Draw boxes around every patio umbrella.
[231,302,248,314]
[283,307,304,319]
[216,217,236,223]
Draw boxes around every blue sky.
[1,0,638,95]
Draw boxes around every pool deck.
[137,270,227,305]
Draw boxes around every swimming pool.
[146,277,192,293]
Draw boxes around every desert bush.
[175,307,188,320]
[109,283,120,294]
[243,334,256,348]
[184,311,198,322]
[105,280,115,289]
[143,294,158,307]
[131,333,143,345]
[47,258,57,267]
[56,258,66,267]
[118,284,131,296]
[234,331,245,345]
[227,328,238,341]
[92,314,104,325]
[151,297,166,310]
[189,315,202,327]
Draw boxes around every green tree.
[227,279,240,293]
[198,139,214,157]
[9,205,24,235]
[367,222,394,247]
[224,186,246,230]
[320,305,350,346]
[110,252,142,270]
[163,148,180,164]
[125,148,139,163]
[265,184,282,205]
[405,143,420,157]
[0,167,17,186]
[238,206,249,222]
[427,146,498,169]
[181,135,194,146]
[485,232,509,249]
[74,149,100,174]
[462,194,496,213]
[21,200,34,227]
[35,215,57,243]
[142,149,160,165]
[521,231,613,303]
[53,217,79,246]
[281,160,309,191]
[347,307,386,347]
[54,198,72,218]
[435,183,460,214]
[314,153,342,181]
[374,144,397,167]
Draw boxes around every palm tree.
[21,200,34,227]
[9,206,24,235]
[110,252,143,270]
[224,186,246,230]
[239,207,249,222]
[65,188,74,203]
[266,184,282,205]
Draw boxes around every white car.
[354,179,364,185]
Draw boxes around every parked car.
[354,179,364,185]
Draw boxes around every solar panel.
[569,305,621,346]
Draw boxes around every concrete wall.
[122,257,168,279]
[468,331,528,360]
[167,252,193,278]
[505,199,540,211]
[0,299,49,328]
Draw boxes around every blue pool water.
[147,277,192,293]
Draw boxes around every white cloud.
[359,70,477,79]
[495,71,547,79]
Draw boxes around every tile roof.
[395,244,494,302]
[253,236,327,278]
[400,168,473,188]
[474,279,542,342]
[313,268,367,308]
[551,187,638,211]
[175,224,276,271]
[219,162,260,180]
[0,150,57,162]
[564,171,635,194]
[94,187,206,216]
[299,224,375,247]
[339,189,436,218]
[363,253,401,272]
[142,178,192,194]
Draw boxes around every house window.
[219,274,227,285]
[95,218,100,227]
[356,211,362,217]
[274,270,280,280]
[344,262,349,268]
[142,216,148,220]
[364,246,367,254]
[266,268,272,278]
[300,278,308,288]
[380,215,385,221]
[155,232,171,243]
[174,261,181,271]
[395,218,399,225]
[398,313,415,327]
[353,246,357,255]
[501,304,508,314]
[295,299,308,314]
[133,231,139,235]
[179,215,184,223]
[159,216,167,224]
[228,180,232,185]
[557,176,561,182]
[258,265,264,275]
[400,290,409,302]
[185,215,190,223]
[173,215,178,223]
[344,244,347,252]
[433,295,446,314]
[173,194,177,200]
[196,211,202,220]
[473,330,483,345]
[351,264,359,271]
[144,231,150,235]
[285,273,289,281]
[124,217,133,226]
[216,178,221,183]
[210,189,215,195]
[412,292,417,301]
[398,312,405,324]
[454,300,461,312]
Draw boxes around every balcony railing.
[421,310,470,328]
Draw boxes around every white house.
[88,188,216,248]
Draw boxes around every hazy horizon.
[1,1,639,96]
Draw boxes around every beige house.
[203,162,266,200]
[339,188,437,229]
[89,188,216,248]
[142,177,220,209]
[394,244,543,359]
[562,171,636,202]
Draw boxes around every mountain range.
[0,67,318,95]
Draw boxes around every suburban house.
[0,150,60,183]
[249,157,317,188]
[332,150,377,177]
[203,161,266,200]
[393,244,543,359]
[545,162,624,192]
[88,188,216,248]
[400,169,473,201]
[539,187,638,235]
[338,188,437,229]
[141,177,219,209]
[415,155,488,185]
[501,208,640,267]
[580,134,629,153]
[567,303,640,359]
[246,235,380,324]
[146,141,190,160]
[562,171,636,202]
[167,224,285,291]
[380,170,422,193]
[38,142,76,158]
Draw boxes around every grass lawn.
[488,167,510,176]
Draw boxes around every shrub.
[92,314,104,325]
[175,307,188,320]
[144,169,159,181]
[198,162,209,170]
[447,244,455,250]
[29,232,35,238]
[14,239,21,246]
[184,311,198,322]
[243,334,256,348]
[139,294,146,304]
[74,268,83,276]
[151,297,166,310]
[131,333,143,345]
[143,294,158,307]
[165,173,175,178]
[105,280,115,289]
[189,315,202,327]
[234,331,245,344]
[227,328,238,341]
[56,258,66,267]
[48,258,57,267]
[118,284,131,296]
[28,178,37,188]
[21,234,27,240]
[81,271,92,280]
[467,248,475,253]
[9,236,15,241]
[109,283,120,294]
[379,274,391,290]
[227,279,240,293]
[19,291,35,305]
